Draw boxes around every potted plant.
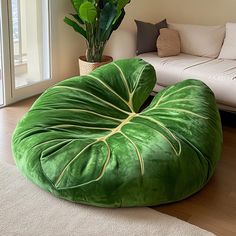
[64,0,131,75]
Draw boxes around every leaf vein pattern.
[54,85,130,115]
[157,98,198,107]
[138,115,181,156]
[48,108,122,122]
[48,124,112,131]
[51,113,138,188]
[127,122,180,156]
[112,62,134,109]
[41,140,76,160]
[75,140,111,187]
[131,64,149,96]
[87,74,134,112]
[119,131,145,175]
[152,85,202,109]
[34,139,71,149]
[112,62,131,94]
[54,140,100,188]
[155,108,209,119]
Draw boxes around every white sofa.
[106,25,236,112]
[138,52,236,111]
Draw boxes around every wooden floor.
[1,97,236,236]
[154,112,236,236]
[0,96,37,165]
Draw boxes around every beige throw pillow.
[157,28,181,57]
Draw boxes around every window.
[11,0,51,88]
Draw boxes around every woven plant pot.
[79,56,113,76]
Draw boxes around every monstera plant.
[64,0,130,63]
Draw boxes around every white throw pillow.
[218,23,236,60]
[168,23,225,58]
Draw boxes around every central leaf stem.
[98,112,137,142]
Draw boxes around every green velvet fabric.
[12,58,222,207]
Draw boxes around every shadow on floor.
[220,110,236,127]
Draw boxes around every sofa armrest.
[104,29,137,60]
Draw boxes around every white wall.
[122,0,236,30]
[50,0,86,81]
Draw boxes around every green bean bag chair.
[12,58,222,207]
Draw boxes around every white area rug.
[0,161,215,236]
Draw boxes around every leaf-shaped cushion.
[12,58,222,207]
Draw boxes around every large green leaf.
[99,2,117,41]
[64,17,87,39]
[70,13,84,25]
[71,0,86,14]
[117,0,130,12]
[111,9,125,32]
[79,1,97,23]
[115,0,130,21]
[13,58,222,207]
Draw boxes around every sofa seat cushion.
[12,59,222,208]
[138,53,236,107]
[183,59,236,107]
[138,53,212,87]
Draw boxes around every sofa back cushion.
[135,19,168,55]
[168,23,225,58]
[218,23,236,60]
[157,28,181,57]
